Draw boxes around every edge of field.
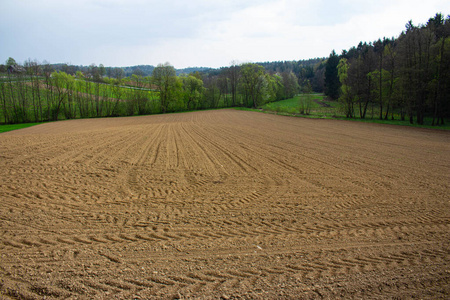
[1,106,449,133]
[235,108,450,131]
[0,122,44,133]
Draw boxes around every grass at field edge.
[0,123,43,133]
[1,109,448,133]
[234,107,450,130]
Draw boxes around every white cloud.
[1,0,450,68]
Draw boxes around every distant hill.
[120,65,213,77]
[257,58,325,74]
[121,65,155,77]
[50,60,324,78]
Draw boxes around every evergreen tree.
[324,50,341,100]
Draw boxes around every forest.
[0,13,448,126]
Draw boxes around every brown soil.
[0,109,449,299]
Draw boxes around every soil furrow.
[1,109,448,299]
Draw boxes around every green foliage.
[3,15,449,130]
[0,123,42,133]
[262,94,337,117]
[281,71,299,99]
[337,58,354,118]
[299,81,313,115]
[6,57,17,68]
[0,70,160,124]
[181,74,204,110]
[269,73,284,101]
[240,63,267,108]
[152,63,179,113]
[338,13,450,126]
[325,50,341,100]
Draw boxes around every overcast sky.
[1,0,449,69]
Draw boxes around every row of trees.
[3,13,447,125]
[1,60,139,123]
[0,58,309,124]
[325,13,450,125]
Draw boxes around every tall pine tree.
[325,50,341,100]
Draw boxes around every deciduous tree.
[240,63,267,108]
[152,63,178,113]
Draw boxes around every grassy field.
[259,94,450,130]
[0,123,43,133]
[262,94,340,118]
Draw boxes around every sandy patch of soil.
[0,110,449,299]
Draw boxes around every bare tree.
[228,61,240,106]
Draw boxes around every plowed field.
[1,109,449,299]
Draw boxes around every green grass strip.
[0,123,42,133]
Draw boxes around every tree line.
[1,57,323,124]
[1,13,448,125]
[324,13,450,125]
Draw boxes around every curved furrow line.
[1,131,110,166]
[265,248,449,283]
[165,124,180,169]
[334,196,368,209]
[171,123,192,171]
[43,130,134,166]
[214,124,383,189]
[101,279,135,291]
[179,123,227,177]
[1,231,165,250]
[71,131,145,167]
[175,123,205,171]
[123,279,155,289]
[168,275,198,285]
[1,245,448,298]
[226,174,287,211]
[148,134,165,167]
[1,275,72,299]
[229,190,266,208]
[133,124,166,167]
[377,276,450,299]
[189,123,257,174]
[147,275,176,286]
[125,127,169,195]
[216,128,307,174]
[82,280,117,293]
[207,125,303,174]
[55,279,96,297]
[1,110,449,298]
[1,214,447,252]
